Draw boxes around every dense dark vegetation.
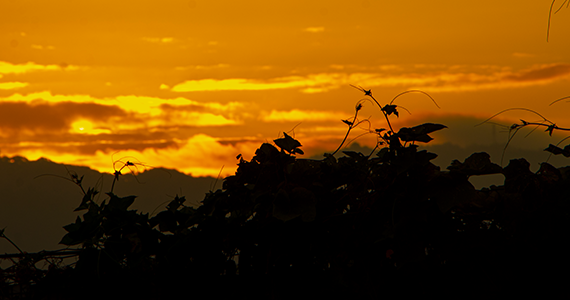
[2,88,570,299]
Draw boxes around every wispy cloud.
[171,77,308,92]
[503,64,570,82]
[0,82,28,90]
[141,37,175,43]
[174,64,230,71]
[2,92,242,115]
[0,61,78,74]
[166,63,570,96]
[263,109,347,122]
[31,44,55,50]
[171,74,352,93]
[304,27,325,33]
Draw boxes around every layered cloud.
[0,82,28,90]
[262,109,348,122]
[0,91,248,174]
[170,63,570,94]
[142,37,175,43]
[2,134,262,178]
[0,61,78,74]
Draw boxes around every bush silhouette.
[2,88,570,299]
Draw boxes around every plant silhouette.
[547,0,569,41]
[2,88,570,298]
[478,96,570,164]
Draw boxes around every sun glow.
[70,120,111,135]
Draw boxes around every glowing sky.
[1,0,569,177]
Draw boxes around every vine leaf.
[397,123,447,143]
[74,187,98,212]
[447,152,503,176]
[545,144,570,157]
[382,104,399,117]
[106,193,136,212]
[274,132,302,154]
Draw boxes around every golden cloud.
[2,134,260,178]
[141,37,175,43]
[262,109,348,122]
[168,64,570,94]
[0,61,78,74]
[171,74,350,93]
[2,92,242,115]
[0,82,29,90]
[304,27,325,33]
[0,92,245,149]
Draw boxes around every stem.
[368,94,395,134]
[520,122,570,131]
[1,234,24,254]
[331,109,360,156]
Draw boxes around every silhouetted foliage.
[2,89,570,299]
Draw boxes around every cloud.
[0,61,78,74]
[503,64,570,82]
[2,91,243,116]
[168,63,570,94]
[262,109,348,122]
[172,78,304,92]
[141,37,175,43]
[0,134,261,178]
[304,27,325,33]
[0,82,29,90]
[171,74,350,93]
[31,44,55,50]
[174,64,230,71]
[0,92,245,167]
[0,101,127,133]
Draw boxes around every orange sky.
[1,0,569,177]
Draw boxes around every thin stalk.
[331,108,361,156]
[1,233,24,254]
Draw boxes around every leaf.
[382,104,399,117]
[273,132,302,153]
[106,193,136,211]
[59,233,82,246]
[397,123,447,143]
[342,119,353,126]
[446,152,503,176]
[74,187,99,212]
[342,151,366,160]
[545,144,570,157]
[63,216,83,233]
[418,123,447,134]
[545,124,556,136]
[151,211,177,233]
[167,195,186,212]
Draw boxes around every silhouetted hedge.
[3,88,570,298]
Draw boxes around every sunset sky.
[1,0,570,178]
